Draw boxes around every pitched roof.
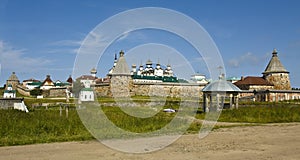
[4,90,16,93]
[76,75,97,80]
[27,82,42,86]
[66,76,73,84]
[234,76,273,86]
[42,75,54,86]
[81,87,94,91]
[23,78,40,82]
[263,49,289,74]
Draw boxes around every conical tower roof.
[111,50,130,75]
[263,49,289,74]
[8,72,19,81]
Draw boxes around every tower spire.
[272,48,278,57]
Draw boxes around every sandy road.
[1,123,300,160]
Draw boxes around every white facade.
[190,74,209,85]
[154,64,164,77]
[3,85,16,98]
[79,88,95,101]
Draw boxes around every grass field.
[1,98,300,146]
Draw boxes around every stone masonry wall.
[266,73,291,90]
[17,85,31,97]
[0,98,24,109]
[48,87,68,97]
[93,77,204,98]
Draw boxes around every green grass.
[101,106,177,133]
[1,100,300,146]
[218,105,300,123]
[0,109,93,146]
[23,97,74,109]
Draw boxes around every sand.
[1,123,300,160]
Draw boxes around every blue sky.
[1,0,300,87]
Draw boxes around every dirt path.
[1,123,300,160]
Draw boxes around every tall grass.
[0,109,92,146]
[1,101,300,146]
[218,105,300,123]
[102,106,176,133]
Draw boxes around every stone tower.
[262,49,291,90]
[6,72,20,90]
[110,50,133,97]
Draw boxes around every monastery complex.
[2,49,300,105]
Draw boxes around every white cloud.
[47,39,83,54]
[49,39,83,47]
[228,52,260,68]
[0,40,52,72]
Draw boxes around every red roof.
[234,76,273,86]
[76,75,97,80]
[95,77,110,84]
[66,76,73,84]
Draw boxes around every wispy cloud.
[0,40,52,72]
[228,52,268,68]
[49,39,83,47]
[47,39,83,54]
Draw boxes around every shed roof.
[202,80,241,92]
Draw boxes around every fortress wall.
[16,85,31,97]
[48,87,67,97]
[93,83,111,97]
[93,80,204,98]
[0,98,24,109]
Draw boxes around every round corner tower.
[262,49,291,90]
[110,50,134,97]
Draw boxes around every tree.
[30,88,42,97]
[72,80,84,98]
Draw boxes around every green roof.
[132,75,178,82]
[55,82,70,86]
[4,90,16,93]
[81,88,94,91]
[28,82,42,86]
